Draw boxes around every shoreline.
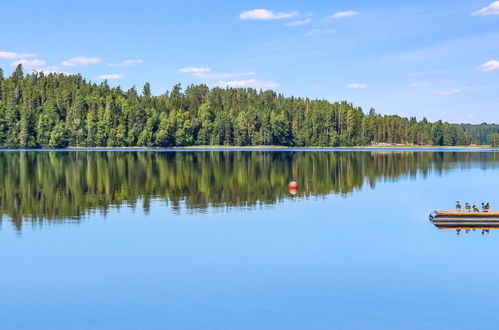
[182,145,496,150]
[0,145,496,151]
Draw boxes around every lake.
[1,150,499,329]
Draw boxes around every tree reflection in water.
[0,150,498,229]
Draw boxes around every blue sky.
[0,0,498,123]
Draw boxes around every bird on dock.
[456,201,461,211]
[481,203,486,211]
[485,202,490,212]
[465,202,471,212]
[473,205,479,212]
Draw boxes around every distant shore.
[56,144,498,150]
[1,145,497,151]
[181,144,497,149]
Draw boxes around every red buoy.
[289,181,297,189]
[289,188,297,195]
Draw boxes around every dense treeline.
[2,151,499,228]
[0,65,498,148]
[457,123,499,145]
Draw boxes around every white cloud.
[306,28,335,36]
[11,59,46,67]
[457,113,476,120]
[9,60,69,75]
[436,89,460,95]
[239,9,297,20]
[217,79,280,89]
[179,67,255,79]
[33,66,70,75]
[306,29,320,36]
[178,67,211,73]
[328,10,359,19]
[0,51,38,59]
[476,59,499,72]
[62,56,102,66]
[97,74,124,80]
[472,1,499,16]
[193,71,256,79]
[108,59,143,67]
[286,17,311,26]
[347,83,368,89]
[412,83,430,88]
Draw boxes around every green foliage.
[459,123,499,144]
[48,122,70,148]
[0,66,495,148]
[490,133,499,147]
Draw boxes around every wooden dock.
[430,210,499,229]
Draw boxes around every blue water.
[1,151,499,329]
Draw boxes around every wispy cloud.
[286,17,311,26]
[33,66,70,75]
[311,84,327,90]
[457,113,476,120]
[240,9,297,20]
[306,28,335,36]
[62,56,101,67]
[382,33,499,65]
[0,51,38,59]
[9,60,69,75]
[178,67,211,73]
[194,72,255,79]
[328,10,359,19]
[472,1,499,16]
[217,79,280,89]
[11,59,46,68]
[347,83,368,89]
[476,59,499,72]
[108,59,143,67]
[436,89,460,95]
[97,74,124,80]
[179,67,255,79]
[412,83,430,88]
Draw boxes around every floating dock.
[430,210,499,230]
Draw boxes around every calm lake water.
[1,150,499,329]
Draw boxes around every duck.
[465,202,471,212]
[485,202,490,212]
[481,203,486,211]
[456,201,461,211]
[473,205,479,212]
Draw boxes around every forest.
[0,64,498,148]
